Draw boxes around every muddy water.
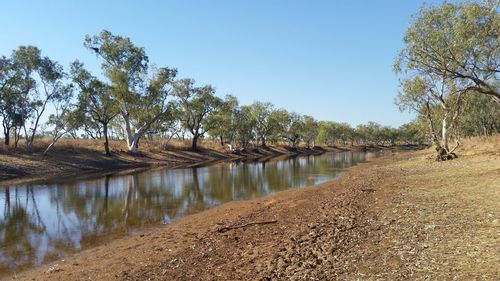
[0,151,377,276]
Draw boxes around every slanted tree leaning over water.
[394,1,499,160]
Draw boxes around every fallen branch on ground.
[217,220,278,233]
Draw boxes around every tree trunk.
[103,175,110,214]
[103,122,111,156]
[219,135,224,146]
[43,134,64,156]
[122,110,157,153]
[43,142,55,156]
[435,115,459,161]
[261,138,266,147]
[123,114,144,153]
[441,116,449,152]
[14,126,20,148]
[192,134,199,151]
[127,134,141,153]
[26,140,33,154]
[4,126,10,146]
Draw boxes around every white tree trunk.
[43,141,56,156]
[122,111,149,153]
[441,117,448,152]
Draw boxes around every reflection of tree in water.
[179,168,207,214]
[0,151,372,276]
[0,187,47,273]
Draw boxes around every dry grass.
[458,134,500,156]
[344,135,500,279]
[0,138,224,154]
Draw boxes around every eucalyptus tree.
[173,79,222,151]
[268,108,289,143]
[280,111,305,147]
[234,105,256,147]
[70,61,118,155]
[84,30,177,153]
[10,46,67,153]
[43,85,78,155]
[395,1,499,102]
[249,101,277,147]
[354,124,371,145]
[396,76,465,160]
[399,118,428,145]
[208,95,239,146]
[301,115,318,148]
[316,121,339,146]
[0,87,23,146]
[459,93,500,136]
[379,126,399,146]
[0,94,23,146]
[0,56,22,145]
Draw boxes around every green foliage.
[302,115,318,148]
[459,94,500,136]
[398,118,428,145]
[233,105,256,147]
[394,1,499,158]
[248,101,277,146]
[173,79,222,150]
[7,46,68,152]
[395,1,499,101]
[208,95,239,144]
[84,30,178,152]
[2,22,496,155]
[280,111,305,147]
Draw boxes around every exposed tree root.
[436,147,458,161]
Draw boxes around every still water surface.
[0,151,376,275]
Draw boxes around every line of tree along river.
[0,1,498,160]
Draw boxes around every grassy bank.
[9,136,499,280]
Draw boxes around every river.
[0,150,378,276]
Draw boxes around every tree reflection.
[0,151,372,277]
[0,187,48,274]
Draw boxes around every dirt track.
[9,138,500,280]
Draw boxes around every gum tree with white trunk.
[84,30,177,153]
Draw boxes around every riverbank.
[9,137,499,280]
[0,138,404,186]
[0,139,324,185]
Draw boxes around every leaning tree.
[394,1,499,160]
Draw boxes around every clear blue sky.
[0,0,452,127]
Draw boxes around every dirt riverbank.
[0,139,331,186]
[7,137,499,280]
[0,138,406,186]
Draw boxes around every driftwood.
[217,220,278,233]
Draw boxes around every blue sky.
[0,0,452,127]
